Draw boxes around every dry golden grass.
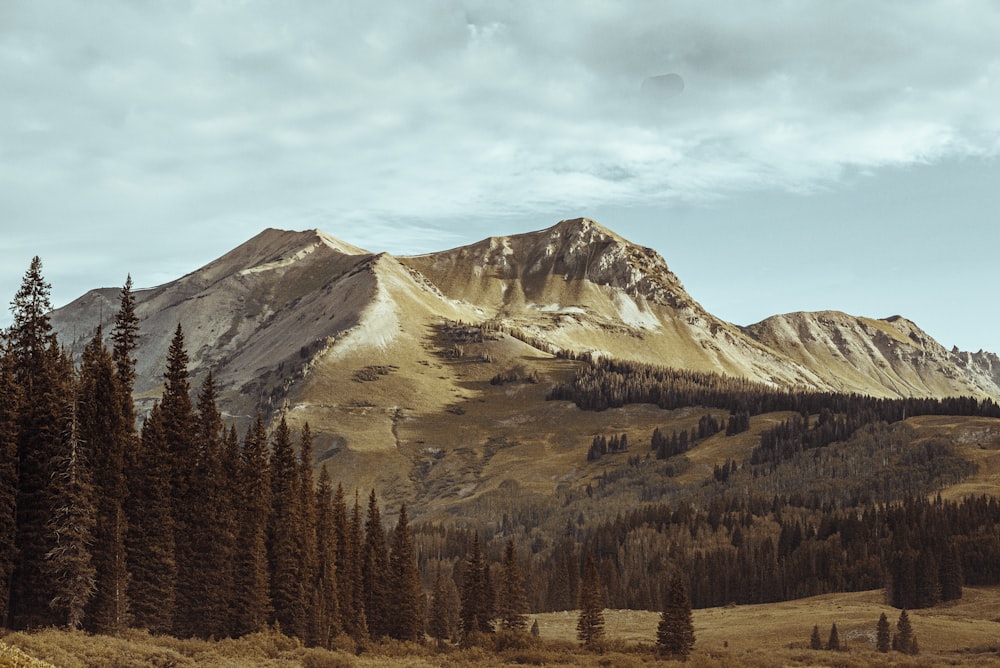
[534,586,1000,666]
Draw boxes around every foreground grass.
[5,587,1000,667]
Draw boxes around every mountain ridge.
[49,219,1000,463]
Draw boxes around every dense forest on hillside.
[4,258,1000,655]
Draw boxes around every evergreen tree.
[387,503,424,641]
[809,624,822,650]
[126,403,176,633]
[160,324,198,635]
[459,533,492,636]
[45,390,97,629]
[333,483,363,639]
[268,417,306,639]
[893,609,916,654]
[78,328,129,634]
[361,489,389,638]
[298,424,321,645]
[314,465,341,647]
[939,541,963,602]
[181,373,234,638]
[656,572,695,658]
[0,347,20,627]
[496,538,528,632]
[8,257,68,629]
[826,623,840,651]
[111,275,139,399]
[233,414,271,636]
[576,552,604,648]
[346,492,368,640]
[428,563,451,642]
[876,612,891,653]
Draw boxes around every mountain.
[49,218,1000,498]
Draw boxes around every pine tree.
[78,328,129,634]
[181,373,235,639]
[126,403,177,633]
[387,503,424,641]
[0,346,20,627]
[428,564,451,643]
[459,533,493,636]
[233,414,271,636]
[268,417,306,639]
[8,257,68,628]
[809,624,822,650]
[496,538,528,632]
[298,424,321,645]
[876,612,891,653]
[826,622,840,651]
[893,609,916,654]
[45,391,97,629]
[656,572,695,658]
[362,489,389,638]
[314,465,341,647]
[332,483,362,639]
[576,552,604,648]
[160,324,198,635]
[346,492,368,640]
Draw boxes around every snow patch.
[240,243,320,275]
[529,303,586,314]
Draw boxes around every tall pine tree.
[314,465,341,647]
[78,328,130,634]
[298,424,321,646]
[496,538,528,632]
[268,417,306,639]
[45,389,96,629]
[126,403,176,633]
[0,346,20,627]
[387,503,424,641]
[576,552,604,648]
[361,489,389,639]
[656,572,695,658]
[233,414,272,636]
[459,533,492,636]
[8,257,70,629]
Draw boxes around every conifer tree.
[126,403,177,633]
[233,414,271,636]
[45,391,97,629]
[387,503,424,641]
[181,373,234,638]
[893,609,916,654]
[346,492,368,640]
[268,416,306,639]
[459,532,492,636]
[8,257,68,628]
[876,612,891,653]
[362,489,390,638]
[298,424,321,645]
[0,347,20,627]
[656,572,695,658]
[314,465,341,647]
[428,563,451,642]
[576,552,604,648]
[332,483,362,639]
[809,624,822,650]
[160,324,198,635]
[826,623,840,651]
[496,538,528,632]
[78,328,129,634]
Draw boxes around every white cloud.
[2,0,1000,348]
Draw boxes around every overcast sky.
[2,1,999,353]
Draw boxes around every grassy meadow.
[4,586,1000,667]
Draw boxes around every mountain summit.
[50,219,1000,470]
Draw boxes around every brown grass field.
[5,586,1000,667]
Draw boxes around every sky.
[2,1,999,353]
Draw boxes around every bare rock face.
[50,219,1000,463]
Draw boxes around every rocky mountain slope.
[50,218,1000,488]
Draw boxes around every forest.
[4,257,1000,662]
